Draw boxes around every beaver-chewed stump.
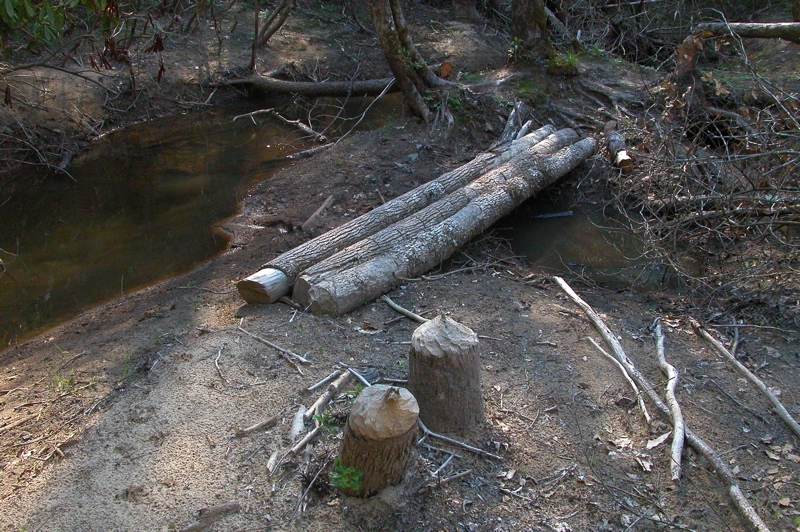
[408,315,485,433]
[338,385,419,497]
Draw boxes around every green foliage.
[0,0,98,45]
[547,50,580,69]
[329,459,363,492]
[54,371,76,392]
[343,383,364,402]
[507,36,525,64]
[312,412,341,433]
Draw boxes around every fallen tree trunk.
[294,137,596,315]
[237,125,569,303]
[695,22,800,43]
[227,76,398,97]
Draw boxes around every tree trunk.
[408,316,484,433]
[337,385,419,497]
[293,137,597,316]
[227,76,397,97]
[511,0,553,58]
[236,125,558,304]
[695,22,800,43]
[792,0,800,22]
[368,0,447,121]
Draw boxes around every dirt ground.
[2,2,800,532]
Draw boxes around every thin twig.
[587,337,652,424]
[692,318,800,440]
[417,419,502,460]
[380,295,429,323]
[237,327,309,375]
[215,344,229,385]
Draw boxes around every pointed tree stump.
[408,315,485,433]
[338,385,419,497]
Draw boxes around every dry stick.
[691,319,800,440]
[380,295,428,323]
[553,276,771,532]
[305,370,342,392]
[303,371,352,422]
[237,327,308,375]
[301,195,334,232]
[289,426,321,456]
[417,419,502,460]
[654,320,685,481]
[214,345,229,385]
[587,337,651,424]
[235,414,280,438]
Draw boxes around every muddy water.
[505,198,680,290]
[0,96,401,347]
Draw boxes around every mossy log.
[408,316,484,433]
[337,385,419,497]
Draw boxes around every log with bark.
[337,385,419,497]
[227,76,397,97]
[236,125,564,304]
[408,315,484,433]
[293,137,596,316]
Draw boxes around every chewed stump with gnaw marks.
[408,315,485,433]
[337,385,419,497]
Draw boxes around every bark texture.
[511,0,553,58]
[236,126,558,304]
[337,385,419,497]
[228,76,397,97]
[294,137,596,316]
[408,316,484,433]
[367,0,446,120]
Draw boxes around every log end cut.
[236,268,291,304]
[349,385,419,440]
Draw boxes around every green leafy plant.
[312,413,341,433]
[343,383,364,402]
[329,459,363,492]
[507,36,525,64]
[54,372,75,393]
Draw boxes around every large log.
[694,22,800,43]
[408,316,484,433]
[227,76,398,97]
[337,385,419,497]
[294,137,597,315]
[236,126,570,304]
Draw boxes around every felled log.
[337,385,419,497]
[292,135,578,287]
[604,121,633,174]
[694,22,800,43]
[227,76,398,97]
[408,316,484,433]
[294,137,597,316]
[675,22,800,82]
[236,125,565,304]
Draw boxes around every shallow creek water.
[0,97,400,347]
[0,101,663,347]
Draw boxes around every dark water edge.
[0,95,403,347]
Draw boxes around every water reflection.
[0,95,401,347]
[506,199,681,290]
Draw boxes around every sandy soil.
[2,3,800,532]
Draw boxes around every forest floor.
[2,2,800,532]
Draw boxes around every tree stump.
[338,385,419,497]
[408,315,485,432]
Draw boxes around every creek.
[0,103,669,347]
[0,96,398,347]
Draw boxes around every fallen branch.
[587,337,651,424]
[214,345,229,385]
[235,414,280,438]
[381,295,428,323]
[417,419,502,460]
[301,195,335,232]
[237,326,310,375]
[555,276,771,532]
[226,76,398,97]
[289,425,321,455]
[691,319,800,440]
[303,370,352,422]
[654,319,685,481]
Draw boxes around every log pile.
[236,125,596,315]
